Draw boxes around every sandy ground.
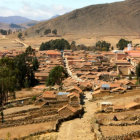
[0,121,56,139]
[4,105,40,115]
[57,92,96,140]
[101,125,140,137]
[1,34,139,52]
[15,88,42,99]
[102,89,140,106]
[23,35,140,49]
[0,35,27,51]
[34,92,96,140]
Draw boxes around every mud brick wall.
[0,115,60,128]
[103,131,140,140]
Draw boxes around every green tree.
[44,29,51,35]
[18,32,22,39]
[0,29,7,35]
[33,57,39,71]
[36,29,40,34]
[46,66,68,86]
[52,29,57,35]
[0,57,17,123]
[25,46,35,55]
[71,41,77,51]
[40,39,70,51]
[14,46,39,89]
[117,39,132,50]
[95,41,111,51]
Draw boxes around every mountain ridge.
[25,0,140,37]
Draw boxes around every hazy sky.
[0,0,124,20]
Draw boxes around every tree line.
[39,38,132,51]
[0,29,12,35]
[44,29,57,35]
[40,39,71,51]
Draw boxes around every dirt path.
[64,56,83,82]
[15,39,28,48]
[57,93,96,140]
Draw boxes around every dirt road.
[15,39,28,48]
[57,93,96,140]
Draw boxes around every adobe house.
[116,53,128,60]
[36,91,57,105]
[123,81,136,89]
[79,82,93,91]
[97,102,113,112]
[35,72,49,83]
[46,50,61,58]
[67,92,80,107]
[98,73,110,81]
[113,105,125,112]
[115,60,130,66]
[58,104,78,118]
[117,65,131,77]
[66,86,82,94]
[101,84,110,90]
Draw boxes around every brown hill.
[26,0,140,37]
[0,22,10,30]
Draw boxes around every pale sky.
[0,0,124,20]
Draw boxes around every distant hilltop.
[25,0,140,37]
[0,16,34,24]
[0,16,39,30]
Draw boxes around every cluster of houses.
[36,86,83,118]
[0,49,64,84]
[62,47,140,98]
[97,98,140,113]
[1,45,140,98]
[35,50,64,83]
[0,49,24,58]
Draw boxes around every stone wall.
[103,131,140,140]
[0,108,59,128]
[92,117,140,140]
[0,115,60,129]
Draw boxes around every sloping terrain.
[0,16,34,24]
[0,16,38,30]
[26,0,140,37]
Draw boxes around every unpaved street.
[57,92,96,140]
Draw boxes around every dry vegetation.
[26,0,140,37]
[93,89,140,139]
[0,122,56,139]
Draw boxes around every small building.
[101,84,110,90]
[58,104,78,118]
[67,92,80,107]
[41,91,57,101]
[58,92,69,96]
[97,102,113,112]
[113,105,125,112]
[46,50,61,58]
[125,102,140,110]
[66,86,82,94]
[123,81,136,89]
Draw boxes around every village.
[0,42,140,140]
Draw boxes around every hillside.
[0,16,35,24]
[26,0,140,37]
[0,16,38,30]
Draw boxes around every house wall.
[58,108,73,117]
